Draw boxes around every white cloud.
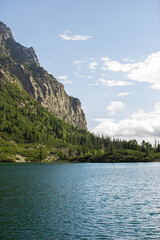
[58,75,74,84]
[89,57,98,61]
[74,73,85,78]
[101,57,137,72]
[87,75,93,79]
[127,52,160,89]
[74,72,93,79]
[73,61,84,71]
[106,101,125,115]
[89,61,98,70]
[58,75,68,80]
[59,31,94,41]
[72,52,160,89]
[153,102,160,113]
[88,82,99,87]
[117,91,134,97]
[73,60,85,65]
[62,80,74,84]
[76,65,82,71]
[91,102,160,144]
[99,78,134,87]
[101,51,160,90]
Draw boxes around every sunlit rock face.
[0,22,87,130]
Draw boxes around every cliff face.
[0,22,87,130]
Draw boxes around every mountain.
[0,22,159,163]
[0,22,87,130]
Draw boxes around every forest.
[0,83,160,163]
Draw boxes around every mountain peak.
[0,22,87,130]
[0,22,14,43]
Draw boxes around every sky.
[1,0,160,144]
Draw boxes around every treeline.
[0,83,160,162]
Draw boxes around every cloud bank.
[92,102,160,144]
[101,51,160,89]
[73,51,160,91]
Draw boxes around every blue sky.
[1,0,160,144]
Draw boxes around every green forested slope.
[0,83,160,162]
[0,83,107,161]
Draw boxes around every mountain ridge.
[0,21,87,130]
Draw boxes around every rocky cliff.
[0,22,87,130]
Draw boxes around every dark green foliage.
[0,83,159,162]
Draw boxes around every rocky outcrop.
[0,21,14,44]
[0,22,87,130]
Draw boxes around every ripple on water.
[0,162,160,239]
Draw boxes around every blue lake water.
[0,162,160,239]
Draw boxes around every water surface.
[0,162,160,239]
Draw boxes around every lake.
[0,162,160,239]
